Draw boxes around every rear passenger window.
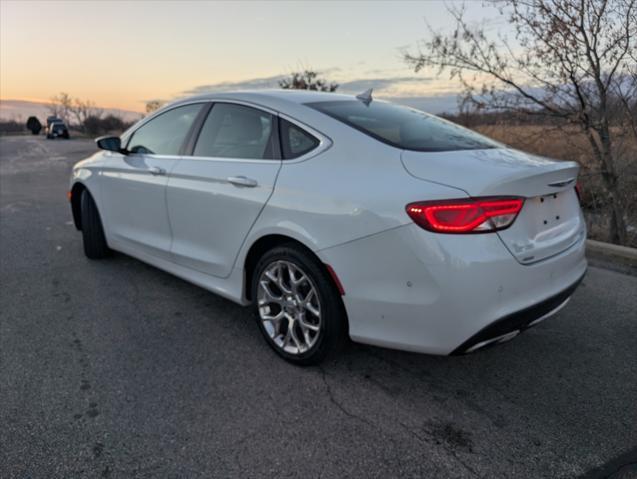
[279,119,319,159]
[193,103,274,159]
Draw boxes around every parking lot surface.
[1,135,636,478]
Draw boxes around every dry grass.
[473,124,637,246]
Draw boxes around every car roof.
[167,89,355,113]
[125,90,369,143]
[186,89,352,103]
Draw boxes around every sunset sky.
[1,1,508,112]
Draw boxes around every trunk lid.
[401,148,586,264]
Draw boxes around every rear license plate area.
[532,192,568,231]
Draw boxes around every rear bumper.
[319,223,587,355]
[450,270,585,354]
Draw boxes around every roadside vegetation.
[46,92,136,136]
[0,93,136,137]
[279,69,339,92]
[0,119,26,135]
[442,112,637,247]
[405,0,636,246]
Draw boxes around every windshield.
[307,100,500,152]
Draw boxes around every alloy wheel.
[257,260,322,355]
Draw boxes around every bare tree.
[48,92,73,123]
[70,99,103,129]
[45,102,61,119]
[48,93,104,131]
[279,70,338,92]
[405,0,636,244]
[145,100,163,114]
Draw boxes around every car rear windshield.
[306,100,500,152]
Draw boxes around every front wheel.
[80,190,111,259]
[252,244,346,365]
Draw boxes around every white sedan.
[69,90,587,364]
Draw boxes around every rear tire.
[252,243,346,365]
[80,190,110,259]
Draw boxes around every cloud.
[168,72,459,113]
[181,74,288,96]
[338,77,431,94]
[180,74,433,98]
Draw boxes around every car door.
[166,102,281,277]
[99,103,204,260]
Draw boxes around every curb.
[586,239,637,275]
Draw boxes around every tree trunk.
[597,126,628,245]
[608,193,628,245]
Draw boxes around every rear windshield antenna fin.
[356,88,373,106]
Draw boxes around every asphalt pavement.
[1,135,636,478]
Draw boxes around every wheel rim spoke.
[260,308,284,323]
[302,289,314,305]
[257,260,322,355]
[288,322,304,352]
[298,314,320,332]
[259,281,283,304]
[304,301,320,318]
[288,264,306,294]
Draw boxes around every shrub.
[0,120,24,134]
[83,115,132,137]
[26,116,42,135]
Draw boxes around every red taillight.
[574,183,581,202]
[406,197,524,233]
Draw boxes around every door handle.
[227,176,258,187]
[149,166,166,176]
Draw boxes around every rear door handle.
[227,176,258,187]
[149,166,166,176]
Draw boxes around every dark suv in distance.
[47,121,70,139]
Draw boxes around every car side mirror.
[96,136,126,154]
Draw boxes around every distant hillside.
[385,95,459,114]
[0,99,143,123]
[0,94,459,126]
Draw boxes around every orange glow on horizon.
[1,1,505,114]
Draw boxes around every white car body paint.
[99,152,181,260]
[71,90,587,355]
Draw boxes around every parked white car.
[69,90,587,364]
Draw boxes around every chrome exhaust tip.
[527,298,570,328]
[465,330,520,353]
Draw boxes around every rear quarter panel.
[236,130,469,268]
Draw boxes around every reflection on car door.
[99,103,204,260]
[167,102,281,277]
